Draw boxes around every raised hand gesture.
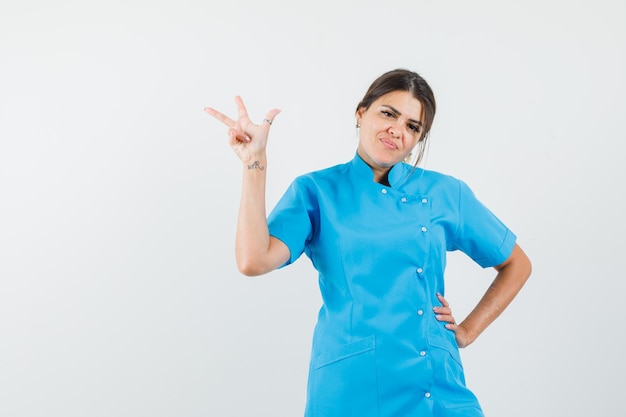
[205,96,281,164]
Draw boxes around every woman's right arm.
[205,96,290,276]
[235,148,290,275]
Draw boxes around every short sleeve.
[450,180,517,268]
[267,177,316,267]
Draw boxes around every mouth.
[379,137,398,150]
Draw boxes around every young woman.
[206,68,531,417]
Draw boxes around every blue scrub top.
[267,153,516,417]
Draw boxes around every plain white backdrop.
[1,0,625,416]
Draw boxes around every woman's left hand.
[434,293,471,348]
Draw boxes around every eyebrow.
[382,105,423,126]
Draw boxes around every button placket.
[419,197,429,235]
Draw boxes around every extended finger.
[205,107,236,128]
[433,306,452,315]
[435,310,455,322]
[445,323,458,331]
[234,96,251,121]
[436,293,449,307]
[261,108,282,126]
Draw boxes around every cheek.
[368,118,389,132]
[362,124,380,141]
[404,136,421,149]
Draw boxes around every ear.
[355,108,364,127]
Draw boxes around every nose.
[388,121,402,138]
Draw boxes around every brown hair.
[356,68,436,166]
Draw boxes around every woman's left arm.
[439,243,532,348]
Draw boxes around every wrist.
[245,160,266,171]
[242,151,267,164]
[456,322,478,348]
[242,153,267,171]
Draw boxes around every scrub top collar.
[350,152,407,188]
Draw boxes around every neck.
[376,171,391,186]
[357,149,393,185]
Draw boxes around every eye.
[381,110,395,118]
[408,124,421,134]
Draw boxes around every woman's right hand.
[205,96,281,163]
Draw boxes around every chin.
[374,157,400,168]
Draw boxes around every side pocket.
[429,342,483,412]
[307,335,379,417]
[313,335,376,369]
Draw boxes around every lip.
[379,137,398,150]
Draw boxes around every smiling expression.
[356,90,424,182]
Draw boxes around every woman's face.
[356,90,423,179]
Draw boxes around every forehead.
[372,91,423,120]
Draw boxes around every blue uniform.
[267,154,516,417]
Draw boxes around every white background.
[1,0,625,416]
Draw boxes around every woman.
[205,69,531,417]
